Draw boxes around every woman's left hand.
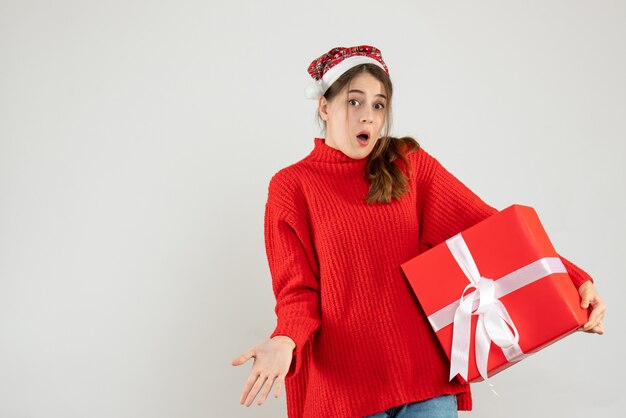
[578,281,606,335]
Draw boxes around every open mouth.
[356,131,370,144]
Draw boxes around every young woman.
[231,45,606,418]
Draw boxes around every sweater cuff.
[557,253,594,289]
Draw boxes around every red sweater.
[264,137,593,418]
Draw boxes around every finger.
[256,374,278,405]
[594,322,605,335]
[239,371,261,405]
[584,303,606,330]
[580,293,591,309]
[584,321,604,335]
[584,310,606,331]
[583,318,600,331]
[590,300,606,317]
[274,376,284,398]
[244,373,268,407]
[583,316,599,331]
[232,349,255,366]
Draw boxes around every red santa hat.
[304,45,389,100]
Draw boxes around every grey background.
[1,0,624,417]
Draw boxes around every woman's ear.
[318,96,329,121]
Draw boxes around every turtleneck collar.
[306,137,370,165]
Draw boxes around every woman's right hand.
[231,336,295,407]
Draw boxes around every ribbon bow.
[447,233,526,383]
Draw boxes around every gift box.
[401,204,589,383]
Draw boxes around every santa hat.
[304,45,389,100]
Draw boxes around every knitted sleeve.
[418,150,593,288]
[264,173,321,378]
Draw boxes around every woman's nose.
[360,107,373,123]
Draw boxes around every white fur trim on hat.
[304,55,386,100]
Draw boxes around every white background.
[1,0,624,417]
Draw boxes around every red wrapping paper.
[401,204,589,383]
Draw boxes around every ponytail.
[364,136,420,204]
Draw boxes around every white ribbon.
[433,233,567,383]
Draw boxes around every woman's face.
[318,72,387,159]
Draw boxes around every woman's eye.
[375,103,385,110]
[348,99,359,106]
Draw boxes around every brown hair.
[317,63,421,204]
